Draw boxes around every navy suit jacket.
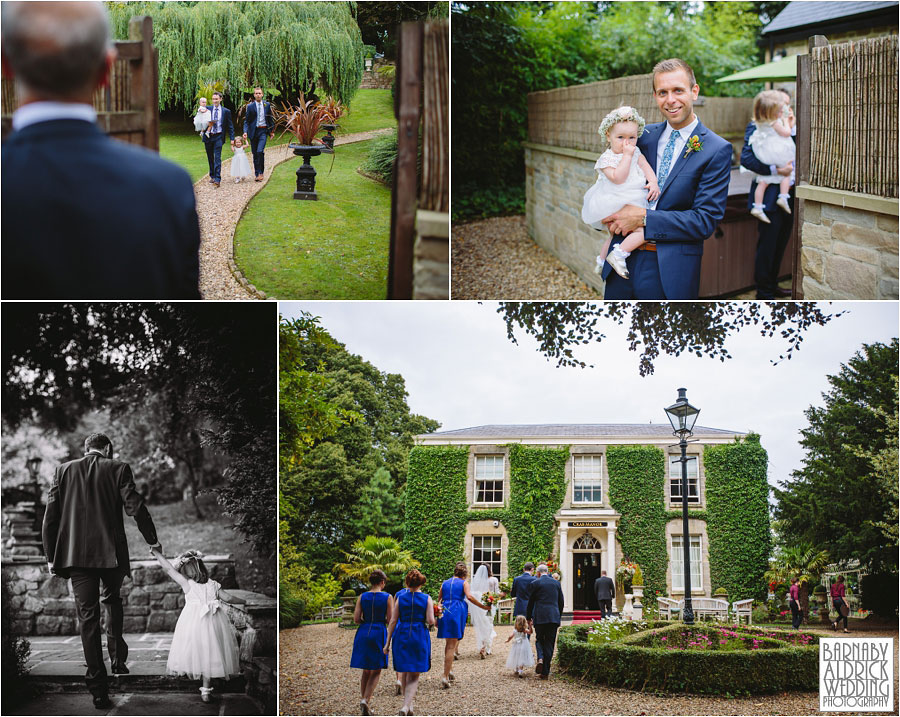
[511,571,536,616]
[202,105,235,142]
[740,121,795,212]
[594,575,615,601]
[2,119,200,299]
[243,101,275,139]
[601,118,732,299]
[526,575,565,625]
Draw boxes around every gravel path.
[196,129,394,300]
[280,622,899,716]
[451,216,600,300]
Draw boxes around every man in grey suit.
[594,569,616,619]
[526,564,565,679]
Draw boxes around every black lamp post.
[664,388,700,625]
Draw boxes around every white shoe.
[441,678,450,689]
[360,699,370,715]
[750,206,771,224]
[776,197,791,214]
[605,249,629,279]
[200,687,212,703]
[448,671,456,681]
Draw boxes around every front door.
[572,553,602,610]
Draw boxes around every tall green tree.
[355,2,448,57]
[774,339,899,574]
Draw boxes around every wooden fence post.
[129,15,158,152]
[388,22,423,300]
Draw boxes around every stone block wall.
[3,556,237,636]
[798,191,899,299]
[359,59,394,90]
[413,209,449,299]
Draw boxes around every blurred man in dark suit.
[526,564,565,679]
[1,1,201,299]
[43,433,161,709]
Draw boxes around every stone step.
[30,663,246,694]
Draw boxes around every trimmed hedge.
[557,623,819,695]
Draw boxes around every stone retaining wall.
[3,556,237,636]
[359,59,394,90]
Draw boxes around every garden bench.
[731,598,754,624]
[496,598,515,622]
[691,597,730,621]
[657,597,682,620]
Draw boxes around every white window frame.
[572,454,603,504]
[668,455,700,505]
[474,454,504,505]
[471,535,502,579]
[670,534,703,592]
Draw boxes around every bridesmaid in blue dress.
[436,562,491,688]
[384,569,434,716]
[350,570,394,716]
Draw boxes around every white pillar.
[605,524,617,579]
[558,525,570,612]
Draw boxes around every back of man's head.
[1,1,111,100]
[524,562,534,572]
[84,432,112,455]
[536,564,549,575]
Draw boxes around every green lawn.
[124,494,274,596]
[233,138,391,299]
[158,90,393,182]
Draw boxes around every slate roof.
[762,1,898,35]
[420,424,744,439]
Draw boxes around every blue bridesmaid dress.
[350,590,389,669]
[436,577,467,639]
[391,590,431,673]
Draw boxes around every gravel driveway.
[280,622,898,716]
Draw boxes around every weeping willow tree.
[107,2,364,111]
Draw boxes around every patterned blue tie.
[213,107,219,133]
[657,129,681,188]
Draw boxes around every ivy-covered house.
[404,424,770,615]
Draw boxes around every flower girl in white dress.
[582,106,660,279]
[748,90,795,224]
[505,615,534,678]
[150,548,240,703]
[193,97,211,135]
[230,137,253,183]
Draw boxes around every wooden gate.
[1,16,159,150]
[388,20,449,300]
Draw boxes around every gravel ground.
[196,129,393,300]
[451,216,601,300]
[280,622,899,716]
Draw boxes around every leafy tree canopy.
[355,1,449,57]
[107,1,364,110]
[773,339,899,574]
[497,301,843,375]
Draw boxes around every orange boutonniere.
[683,135,703,158]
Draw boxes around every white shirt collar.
[12,101,97,131]
[661,114,700,144]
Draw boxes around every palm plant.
[319,96,347,124]
[333,536,420,584]
[765,542,830,621]
[274,93,330,146]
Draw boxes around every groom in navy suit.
[602,58,732,299]
[243,86,275,181]
[203,91,235,187]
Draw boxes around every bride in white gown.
[471,565,498,658]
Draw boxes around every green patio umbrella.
[716,54,799,83]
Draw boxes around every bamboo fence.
[808,35,898,198]
[420,21,449,214]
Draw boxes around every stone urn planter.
[631,585,644,619]
[341,592,357,626]
[290,143,323,200]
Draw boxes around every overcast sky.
[281,301,898,492]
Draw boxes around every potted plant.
[340,588,357,626]
[713,586,728,601]
[318,96,346,152]
[813,584,829,624]
[363,44,375,71]
[274,93,330,200]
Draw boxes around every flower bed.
[557,623,819,694]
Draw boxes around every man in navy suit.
[243,86,275,181]
[741,88,795,299]
[203,90,235,187]
[593,570,615,619]
[526,564,565,679]
[1,1,200,300]
[602,58,732,300]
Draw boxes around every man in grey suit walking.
[526,564,565,679]
[594,570,616,619]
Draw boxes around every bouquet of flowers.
[433,602,444,619]
[481,592,501,608]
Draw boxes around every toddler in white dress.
[748,90,795,223]
[582,106,660,279]
[230,137,253,183]
[193,97,211,135]
[150,548,240,703]
[505,615,535,677]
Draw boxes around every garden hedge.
[557,623,819,695]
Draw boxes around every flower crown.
[172,549,205,570]
[598,106,646,145]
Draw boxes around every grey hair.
[1,1,112,98]
[536,564,549,574]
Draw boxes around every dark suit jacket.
[243,101,275,140]
[42,452,158,579]
[601,119,732,299]
[526,575,565,625]
[740,121,795,212]
[2,119,200,299]
[511,571,536,616]
[594,575,615,601]
[203,105,235,142]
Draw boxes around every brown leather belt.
[636,242,657,252]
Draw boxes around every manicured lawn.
[336,88,394,134]
[233,138,391,299]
